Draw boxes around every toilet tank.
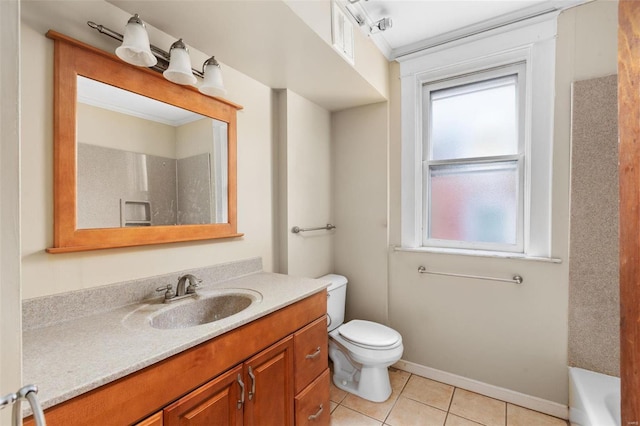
[319,274,347,332]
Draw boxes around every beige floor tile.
[330,405,383,426]
[401,375,455,411]
[389,368,411,392]
[330,380,348,404]
[341,385,402,422]
[445,414,484,425]
[449,389,506,426]
[330,401,338,413]
[507,404,568,426]
[386,396,447,426]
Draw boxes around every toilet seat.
[338,320,402,350]
[329,329,404,366]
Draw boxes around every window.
[423,65,525,252]
[399,16,557,257]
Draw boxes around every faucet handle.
[186,278,202,294]
[156,284,176,300]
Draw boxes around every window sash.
[421,64,526,252]
[422,156,524,251]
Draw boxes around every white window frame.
[422,63,526,252]
[398,15,558,258]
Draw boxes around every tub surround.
[568,74,619,377]
[22,257,328,415]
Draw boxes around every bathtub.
[569,367,620,426]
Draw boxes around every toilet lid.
[338,320,401,348]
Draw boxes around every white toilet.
[321,273,404,403]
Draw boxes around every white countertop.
[22,271,327,414]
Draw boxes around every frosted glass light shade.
[199,57,227,97]
[163,39,197,85]
[115,15,157,67]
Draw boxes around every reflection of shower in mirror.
[75,76,229,229]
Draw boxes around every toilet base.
[329,339,393,402]
[332,365,392,403]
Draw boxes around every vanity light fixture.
[88,15,227,96]
[115,14,157,67]
[163,39,197,85]
[199,56,227,97]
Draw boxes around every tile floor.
[329,368,568,426]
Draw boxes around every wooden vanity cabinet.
[140,320,327,426]
[163,335,296,426]
[24,291,327,426]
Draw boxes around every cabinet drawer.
[294,316,328,394]
[295,369,330,426]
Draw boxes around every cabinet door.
[163,365,243,426]
[243,336,294,426]
[135,412,163,426]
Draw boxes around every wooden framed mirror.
[46,31,243,253]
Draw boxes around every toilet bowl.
[321,274,404,402]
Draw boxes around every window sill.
[392,245,562,264]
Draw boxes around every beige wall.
[284,0,389,100]
[278,90,333,278]
[0,0,22,421]
[383,0,617,405]
[20,2,278,299]
[77,103,177,157]
[176,118,214,160]
[332,102,389,324]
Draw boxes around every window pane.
[430,75,518,160]
[429,161,518,245]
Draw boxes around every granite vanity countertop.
[22,271,328,414]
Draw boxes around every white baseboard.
[393,359,569,420]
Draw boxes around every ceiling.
[22,0,586,112]
[350,0,586,58]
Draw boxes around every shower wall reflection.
[78,144,215,228]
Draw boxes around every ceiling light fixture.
[87,15,227,97]
[371,17,393,33]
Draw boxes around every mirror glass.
[76,76,228,229]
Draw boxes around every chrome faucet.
[176,274,202,296]
[156,274,202,303]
